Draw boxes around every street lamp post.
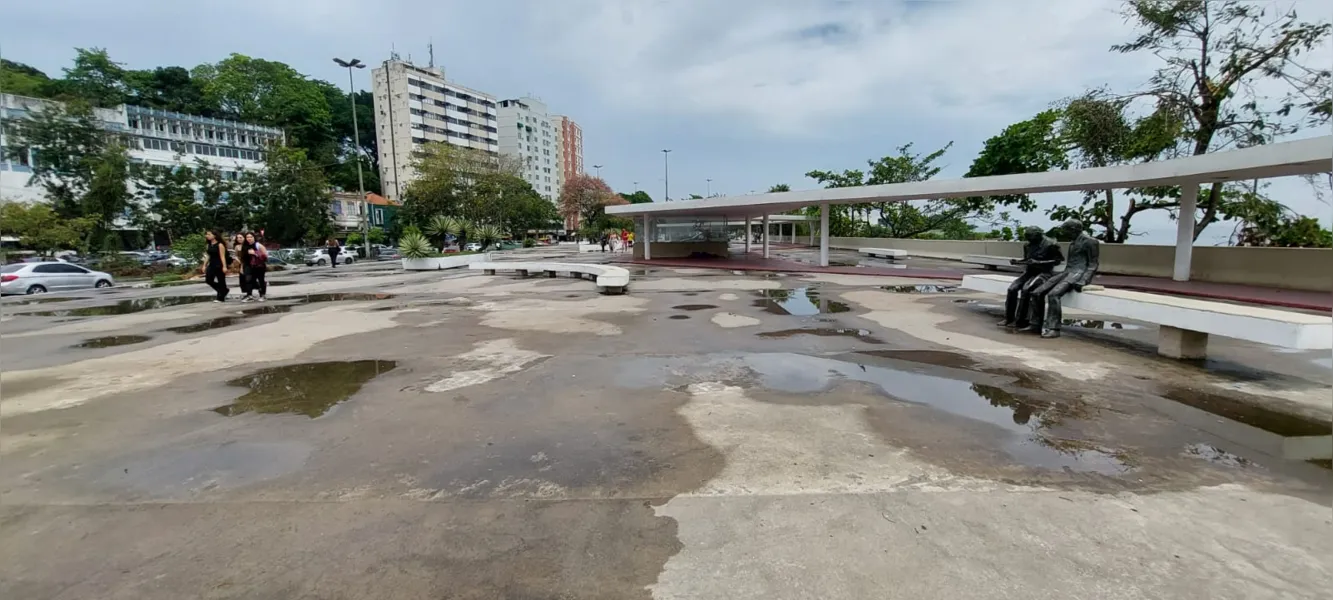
[661,149,671,201]
[333,57,369,260]
[706,178,712,197]
[593,164,603,178]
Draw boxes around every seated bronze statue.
[998,226,1063,330]
[1027,219,1101,339]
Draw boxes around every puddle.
[739,353,1128,474]
[752,287,850,316]
[158,295,391,334]
[1184,443,1256,468]
[5,296,75,305]
[672,304,718,311]
[1162,387,1329,438]
[614,352,1127,475]
[74,335,152,349]
[212,360,398,418]
[1063,319,1144,331]
[22,292,393,318]
[100,441,312,497]
[757,328,883,343]
[669,315,691,320]
[858,349,979,370]
[16,295,217,317]
[881,285,958,293]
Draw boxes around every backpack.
[250,244,268,267]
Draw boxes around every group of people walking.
[599,230,633,252]
[202,230,269,303]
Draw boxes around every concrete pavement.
[1,251,1329,599]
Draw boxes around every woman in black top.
[326,238,341,268]
[203,230,230,302]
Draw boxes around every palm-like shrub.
[472,224,503,250]
[426,215,469,249]
[398,231,435,259]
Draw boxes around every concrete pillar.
[1173,182,1198,281]
[745,217,751,254]
[644,217,653,261]
[1158,325,1208,360]
[819,203,829,267]
[762,214,770,259]
[809,219,815,246]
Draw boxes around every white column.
[762,214,770,259]
[809,219,815,246]
[819,203,830,267]
[1173,182,1198,281]
[745,217,752,254]
[644,217,652,261]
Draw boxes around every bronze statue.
[998,226,1064,330]
[1028,219,1100,338]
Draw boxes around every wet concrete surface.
[1,253,1330,599]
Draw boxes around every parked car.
[0,262,115,295]
[305,248,356,266]
[463,242,482,252]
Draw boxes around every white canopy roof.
[607,136,1332,220]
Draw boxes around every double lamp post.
[333,57,371,260]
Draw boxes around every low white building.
[0,93,283,205]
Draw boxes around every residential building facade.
[552,115,584,230]
[496,97,560,201]
[330,192,400,236]
[0,93,282,205]
[370,60,499,202]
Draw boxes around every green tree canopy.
[0,202,94,255]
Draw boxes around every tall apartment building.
[1,93,283,205]
[496,97,561,201]
[552,115,584,230]
[370,60,499,201]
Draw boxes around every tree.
[124,66,210,115]
[767,184,791,193]
[1,59,53,97]
[0,202,93,255]
[619,190,653,204]
[558,174,623,235]
[192,54,336,165]
[1046,91,1185,242]
[401,142,516,226]
[1113,0,1331,239]
[963,109,1069,211]
[57,48,128,108]
[133,161,206,244]
[806,142,988,239]
[245,145,332,245]
[3,100,135,242]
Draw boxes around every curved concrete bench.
[858,248,908,260]
[470,261,630,294]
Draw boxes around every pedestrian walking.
[231,233,250,298]
[326,238,341,268]
[202,230,230,302]
[245,232,268,302]
[599,233,609,252]
[237,233,255,301]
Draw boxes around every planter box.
[401,253,486,271]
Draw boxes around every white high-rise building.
[496,97,560,201]
[370,60,499,201]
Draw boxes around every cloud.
[527,0,1160,136]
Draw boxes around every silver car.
[0,262,116,295]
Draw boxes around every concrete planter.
[401,253,485,271]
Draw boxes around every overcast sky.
[3,0,1329,245]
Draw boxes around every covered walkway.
[609,136,1332,287]
[613,250,1332,312]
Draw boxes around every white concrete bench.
[470,261,630,294]
[859,248,909,260]
[961,274,1333,359]
[964,254,1065,273]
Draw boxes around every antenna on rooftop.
[390,44,400,61]
[428,39,435,68]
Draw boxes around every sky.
[3,0,1330,245]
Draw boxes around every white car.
[463,242,482,252]
[305,248,355,266]
[0,262,115,295]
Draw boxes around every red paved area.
[614,252,1332,312]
